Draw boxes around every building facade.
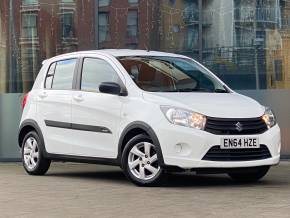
[0,0,290,159]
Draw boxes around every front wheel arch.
[121,133,165,186]
[117,121,165,167]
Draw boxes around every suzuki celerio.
[19,50,281,186]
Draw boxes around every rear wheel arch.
[118,121,164,166]
[21,130,51,175]
[18,125,35,148]
[18,120,47,156]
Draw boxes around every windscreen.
[118,56,229,93]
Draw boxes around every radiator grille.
[205,117,268,135]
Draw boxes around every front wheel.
[228,166,270,183]
[22,131,51,175]
[121,134,165,186]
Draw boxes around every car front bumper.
[154,120,281,169]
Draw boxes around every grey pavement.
[0,161,289,218]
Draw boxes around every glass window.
[99,0,110,7]
[128,0,138,5]
[118,56,228,93]
[168,0,176,6]
[127,10,138,37]
[22,0,38,5]
[184,26,198,50]
[235,27,255,47]
[183,0,198,23]
[274,60,283,81]
[2,0,290,93]
[98,12,110,42]
[21,13,38,38]
[61,0,74,2]
[61,12,75,38]
[81,58,120,92]
[3,0,290,158]
[52,59,76,90]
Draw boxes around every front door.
[70,57,125,158]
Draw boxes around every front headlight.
[262,107,276,129]
[161,106,207,130]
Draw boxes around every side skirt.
[45,153,120,166]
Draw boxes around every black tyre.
[228,166,270,183]
[21,131,51,175]
[121,134,165,186]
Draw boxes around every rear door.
[70,56,125,158]
[37,58,78,155]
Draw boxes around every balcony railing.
[235,40,254,48]
[19,37,40,45]
[281,18,290,28]
[234,7,278,23]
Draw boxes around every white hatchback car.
[19,50,281,186]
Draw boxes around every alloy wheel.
[23,137,39,170]
[128,142,160,180]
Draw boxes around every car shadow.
[45,167,287,188]
[46,169,128,184]
[163,173,266,187]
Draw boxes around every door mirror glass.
[99,82,122,95]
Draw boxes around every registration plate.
[221,138,259,149]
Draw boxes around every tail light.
[22,93,29,110]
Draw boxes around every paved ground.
[0,162,289,218]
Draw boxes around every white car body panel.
[143,92,265,118]
[71,91,123,158]
[151,117,281,169]
[37,90,73,155]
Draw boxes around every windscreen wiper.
[214,88,229,93]
[175,88,212,92]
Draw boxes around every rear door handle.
[38,91,48,98]
[73,94,84,102]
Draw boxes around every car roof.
[43,49,189,64]
[96,49,187,58]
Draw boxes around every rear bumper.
[153,120,281,169]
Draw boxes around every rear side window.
[81,58,120,92]
[45,63,56,89]
[45,59,77,90]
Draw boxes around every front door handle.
[73,94,84,102]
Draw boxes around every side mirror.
[99,82,125,96]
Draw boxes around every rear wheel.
[22,131,51,175]
[228,166,270,183]
[121,134,165,186]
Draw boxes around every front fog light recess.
[161,106,207,130]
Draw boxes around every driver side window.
[81,58,120,92]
